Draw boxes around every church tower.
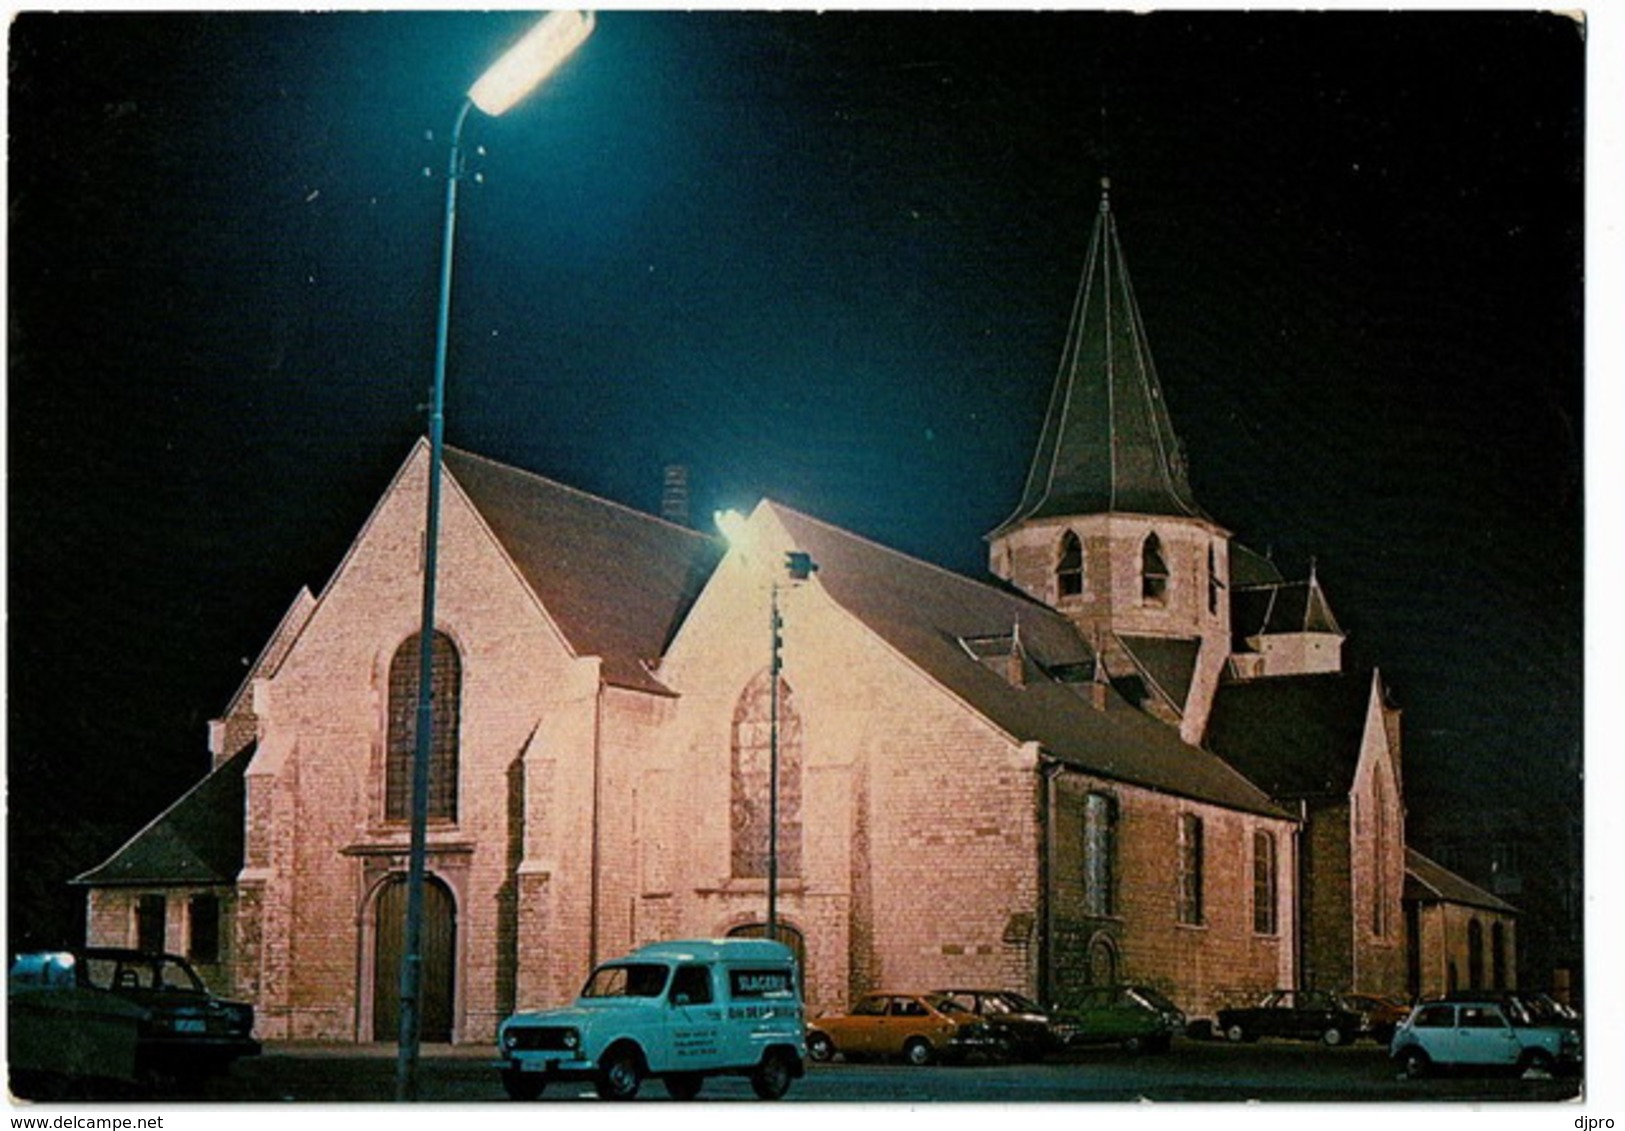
[988,181,1232,742]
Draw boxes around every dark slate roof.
[1118,635,1200,713]
[772,504,1289,819]
[1229,541,1285,589]
[1204,671,1375,800]
[990,184,1207,536]
[1231,576,1343,648]
[1405,848,1518,914]
[73,744,253,887]
[444,447,722,694]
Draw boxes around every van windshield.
[582,963,669,999]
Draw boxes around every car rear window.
[1412,1004,1455,1029]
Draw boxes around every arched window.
[1253,829,1278,935]
[1371,774,1391,937]
[1142,533,1169,605]
[1057,531,1085,599]
[1468,918,1485,990]
[1086,933,1118,986]
[1082,792,1116,917]
[731,670,803,879]
[386,631,461,822]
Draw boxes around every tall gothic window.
[1207,543,1221,615]
[1082,792,1117,916]
[1176,813,1204,925]
[1057,531,1085,598]
[386,631,461,822]
[1142,533,1169,605]
[731,670,803,879]
[1371,775,1390,937]
[1468,918,1485,989]
[1253,830,1278,935]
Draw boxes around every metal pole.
[397,97,473,1103]
[767,581,781,944]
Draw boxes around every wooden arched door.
[373,875,455,1042]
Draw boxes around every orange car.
[1340,993,1412,1044]
[806,992,1004,1066]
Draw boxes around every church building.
[76,184,1509,1042]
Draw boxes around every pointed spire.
[1303,560,1344,636]
[992,182,1205,536]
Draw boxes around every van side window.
[670,965,713,1006]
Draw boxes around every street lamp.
[398,10,593,1103]
[714,511,817,947]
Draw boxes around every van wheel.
[902,1038,935,1067]
[663,1072,703,1100]
[596,1045,644,1100]
[1398,1047,1431,1079]
[1521,1049,1556,1077]
[501,1070,545,1100]
[806,1032,835,1062]
[751,1051,795,1100]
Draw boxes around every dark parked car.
[933,989,1060,1060]
[11,949,260,1081]
[9,952,149,1092]
[1055,985,1185,1052]
[1217,989,1365,1046]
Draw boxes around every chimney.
[661,464,690,526]
[1005,623,1027,689]
[1089,632,1109,711]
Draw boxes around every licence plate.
[176,1019,207,1033]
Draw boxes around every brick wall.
[654,532,1040,1016]
[1050,772,1297,1018]
[1413,902,1518,998]
[223,449,604,1041]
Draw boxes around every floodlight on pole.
[712,509,817,948]
[469,10,596,116]
[397,11,593,1103]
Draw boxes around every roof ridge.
[445,445,720,545]
[765,498,1039,603]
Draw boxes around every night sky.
[4,8,1593,973]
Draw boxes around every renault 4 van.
[497,938,805,1101]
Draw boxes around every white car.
[1389,999,1581,1078]
[496,938,805,1100]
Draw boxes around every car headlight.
[501,1029,517,1050]
[563,1029,580,1050]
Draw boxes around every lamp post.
[715,512,816,947]
[398,10,593,1102]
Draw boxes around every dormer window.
[1141,533,1168,605]
[1057,531,1084,599]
